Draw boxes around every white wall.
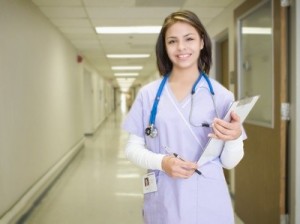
[82,64,114,134]
[0,0,84,219]
[205,0,246,79]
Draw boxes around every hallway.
[24,109,145,224]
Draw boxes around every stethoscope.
[145,72,219,138]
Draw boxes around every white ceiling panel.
[83,0,135,7]
[59,27,95,34]
[85,7,179,19]
[185,7,225,18]
[90,18,164,27]
[184,0,235,8]
[39,7,87,18]
[32,0,82,6]
[50,18,91,27]
[64,33,98,40]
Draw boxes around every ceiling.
[31,0,236,90]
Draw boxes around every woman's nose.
[177,40,186,50]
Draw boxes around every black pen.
[201,122,212,128]
[163,146,202,175]
[173,153,202,175]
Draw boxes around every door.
[216,36,234,192]
[234,0,288,223]
[83,69,94,135]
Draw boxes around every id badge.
[142,172,157,194]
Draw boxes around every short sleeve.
[122,90,146,138]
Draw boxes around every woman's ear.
[200,38,204,50]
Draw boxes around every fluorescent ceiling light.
[116,78,135,82]
[114,192,143,197]
[117,78,136,92]
[112,66,143,70]
[114,73,139,77]
[96,26,161,34]
[242,27,272,35]
[107,54,150,58]
[121,88,130,92]
[116,174,140,178]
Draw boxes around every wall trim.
[0,137,85,224]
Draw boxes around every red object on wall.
[77,55,83,63]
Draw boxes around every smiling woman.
[123,10,245,224]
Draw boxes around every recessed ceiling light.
[112,66,143,70]
[114,73,139,76]
[95,26,161,34]
[107,54,150,58]
[116,78,135,82]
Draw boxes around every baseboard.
[0,137,85,224]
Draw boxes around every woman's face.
[165,22,203,72]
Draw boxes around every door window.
[237,0,273,127]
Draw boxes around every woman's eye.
[186,37,194,41]
[168,40,175,44]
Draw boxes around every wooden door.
[234,0,288,223]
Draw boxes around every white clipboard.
[197,95,260,166]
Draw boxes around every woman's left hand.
[208,111,242,141]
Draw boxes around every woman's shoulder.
[138,78,164,95]
[208,77,233,95]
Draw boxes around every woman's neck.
[169,67,200,84]
[167,67,201,102]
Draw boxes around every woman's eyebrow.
[166,33,196,39]
[184,33,196,37]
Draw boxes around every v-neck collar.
[165,78,206,108]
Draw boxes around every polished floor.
[24,107,243,224]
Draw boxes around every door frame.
[289,1,300,223]
[214,32,238,194]
[234,0,289,223]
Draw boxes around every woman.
[123,10,245,224]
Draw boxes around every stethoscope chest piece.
[145,125,158,138]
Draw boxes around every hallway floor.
[24,108,243,224]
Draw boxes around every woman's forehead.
[165,22,198,38]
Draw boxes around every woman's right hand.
[161,155,198,178]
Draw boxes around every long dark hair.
[156,10,212,76]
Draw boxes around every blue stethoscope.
[145,72,219,138]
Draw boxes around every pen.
[201,123,212,128]
[163,146,202,175]
[173,153,202,175]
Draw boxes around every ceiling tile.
[39,6,87,18]
[135,0,185,7]
[50,18,91,27]
[59,27,95,34]
[83,0,135,7]
[32,0,82,6]
[85,7,179,19]
[184,0,235,8]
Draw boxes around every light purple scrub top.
[123,77,239,224]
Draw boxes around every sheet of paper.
[197,95,260,166]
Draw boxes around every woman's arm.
[125,134,165,170]
[125,134,198,178]
[220,134,244,169]
[209,111,245,169]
